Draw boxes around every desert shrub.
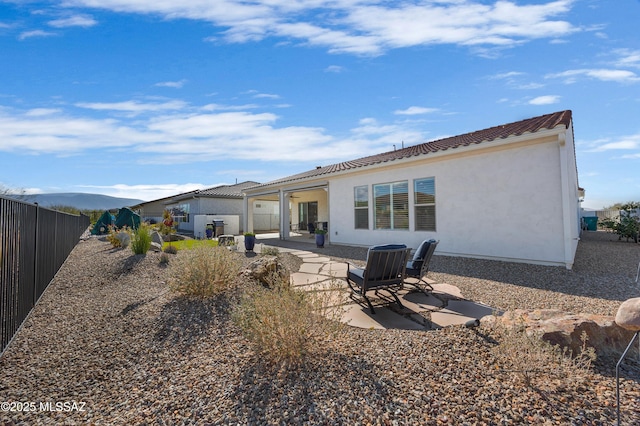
[106,226,131,248]
[164,244,178,255]
[159,252,170,265]
[131,223,152,255]
[261,246,280,256]
[168,245,240,298]
[232,275,346,367]
[489,317,596,387]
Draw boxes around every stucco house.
[243,110,584,269]
[133,181,278,237]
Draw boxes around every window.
[354,186,369,229]
[374,181,408,230]
[414,177,436,231]
[171,204,190,223]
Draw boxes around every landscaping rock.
[483,309,638,357]
[615,297,640,331]
[151,231,164,246]
[149,242,163,252]
[241,255,290,288]
[116,231,131,248]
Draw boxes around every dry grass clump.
[131,223,152,254]
[232,274,346,367]
[168,245,240,298]
[488,317,597,388]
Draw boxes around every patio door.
[299,201,318,231]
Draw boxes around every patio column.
[279,189,290,240]
[243,196,254,234]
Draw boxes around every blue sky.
[0,0,638,209]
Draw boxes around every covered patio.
[243,182,329,242]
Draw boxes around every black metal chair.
[404,239,439,293]
[346,244,411,314]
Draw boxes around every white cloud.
[75,183,211,201]
[48,15,97,28]
[394,106,439,116]
[63,0,578,56]
[25,108,62,117]
[0,101,429,166]
[586,134,640,152]
[546,69,640,84]
[325,65,344,73]
[253,93,280,99]
[490,71,525,80]
[155,79,188,88]
[529,95,560,105]
[613,48,640,69]
[18,30,57,40]
[75,100,188,114]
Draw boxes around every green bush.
[261,246,280,256]
[232,276,346,367]
[168,246,240,298]
[164,244,178,255]
[131,223,152,254]
[613,202,640,242]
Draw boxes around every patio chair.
[404,239,439,293]
[346,244,411,314]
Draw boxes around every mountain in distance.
[24,193,145,211]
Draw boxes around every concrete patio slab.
[398,291,444,312]
[430,300,495,328]
[283,244,500,331]
[341,304,427,330]
[299,263,323,274]
[302,256,332,263]
[431,283,464,299]
[320,262,348,278]
[295,253,320,259]
[290,272,329,287]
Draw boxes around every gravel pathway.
[1,231,639,424]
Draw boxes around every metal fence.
[0,196,90,355]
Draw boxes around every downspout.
[242,195,249,235]
[558,131,575,269]
[279,189,285,240]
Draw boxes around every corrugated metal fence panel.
[0,196,90,355]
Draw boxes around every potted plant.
[314,229,327,248]
[244,232,256,251]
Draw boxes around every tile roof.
[252,110,572,189]
[196,181,261,198]
[169,181,261,201]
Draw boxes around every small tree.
[613,202,640,243]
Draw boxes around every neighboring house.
[243,110,584,269]
[133,181,278,237]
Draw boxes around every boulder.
[483,309,638,358]
[116,232,131,248]
[615,297,640,331]
[241,255,290,289]
[164,234,188,242]
[149,242,162,252]
[151,231,164,246]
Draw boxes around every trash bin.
[213,220,225,237]
[583,216,598,231]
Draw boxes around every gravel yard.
[1,231,639,424]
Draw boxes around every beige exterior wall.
[327,131,579,267]
[243,124,581,268]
